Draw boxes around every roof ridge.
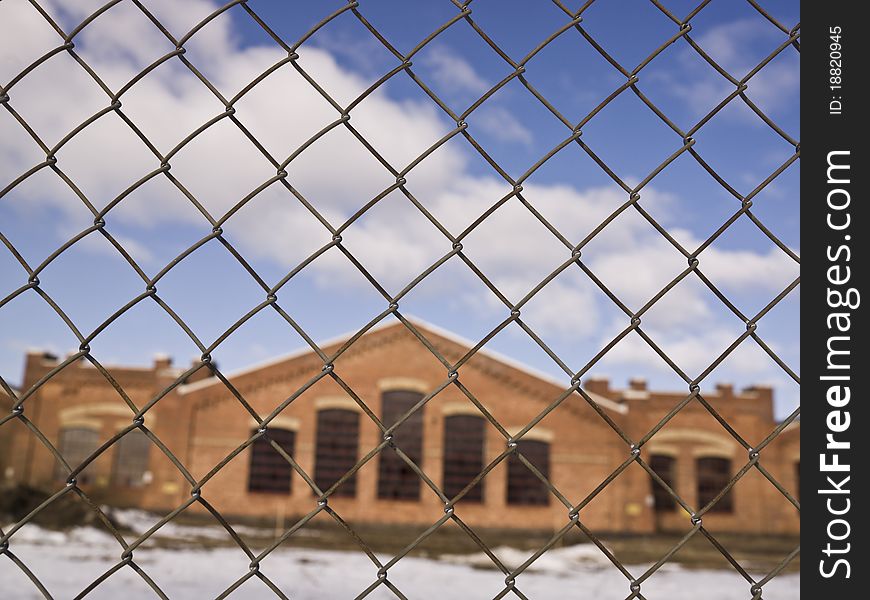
[176,315,627,414]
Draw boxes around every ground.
[0,510,799,599]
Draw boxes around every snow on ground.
[108,507,302,541]
[442,543,615,572]
[0,520,799,599]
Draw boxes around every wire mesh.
[0,0,799,598]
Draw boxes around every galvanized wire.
[0,0,799,598]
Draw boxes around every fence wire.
[0,0,799,599]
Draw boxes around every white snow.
[108,508,288,541]
[0,522,799,599]
[442,543,615,572]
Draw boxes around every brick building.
[0,319,799,535]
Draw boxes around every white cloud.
[420,46,489,96]
[697,244,797,291]
[418,48,533,145]
[650,19,799,120]
[695,19,799,114]
[0,0,797,383]
[601,325,774,378]
[473,106,534,145]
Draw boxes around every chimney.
[715,383,734,397]
[628,378,647,391]
[742,384,775,422]
[183,358,216,385]
[25,349,58,366]
[153,354,173,371]
[22,350,59,389]
[584,377,610,396]
[743,385,773,403]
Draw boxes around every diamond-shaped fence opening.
[1,1,798,598]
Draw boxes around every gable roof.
[177,316,627,414]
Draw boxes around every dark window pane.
[649,454,677,512]
[314,409,359,497]
[111,430,150,487]
[55,427,99,484]
[507,439,550,506]
[442,415,485,502]
[378,390,424,500]
[696,457,733,512]
[248,428,295,494]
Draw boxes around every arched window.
[378,389,424,500]
[55,427,99,484]
[111,430,151,487]
[248,428,295,494]
[507,439,550,506]
[442,415,485,501]
[314,409,360,497]
[649,454,677,512]
[696,457,733,512]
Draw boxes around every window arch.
[314,409,360,497]
[378,389,424,500]
[111,429,151,487]
[696,457,734,512]
[442,414,485,501]
[507,439,550,506]
[649,454,677,512]
[248,428,295,494]
[55,427,99,484]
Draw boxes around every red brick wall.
[0,324,799,535]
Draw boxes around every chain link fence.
[0,0,799,598]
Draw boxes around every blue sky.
[0,0,799,421]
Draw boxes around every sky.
[0,0,799,421]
